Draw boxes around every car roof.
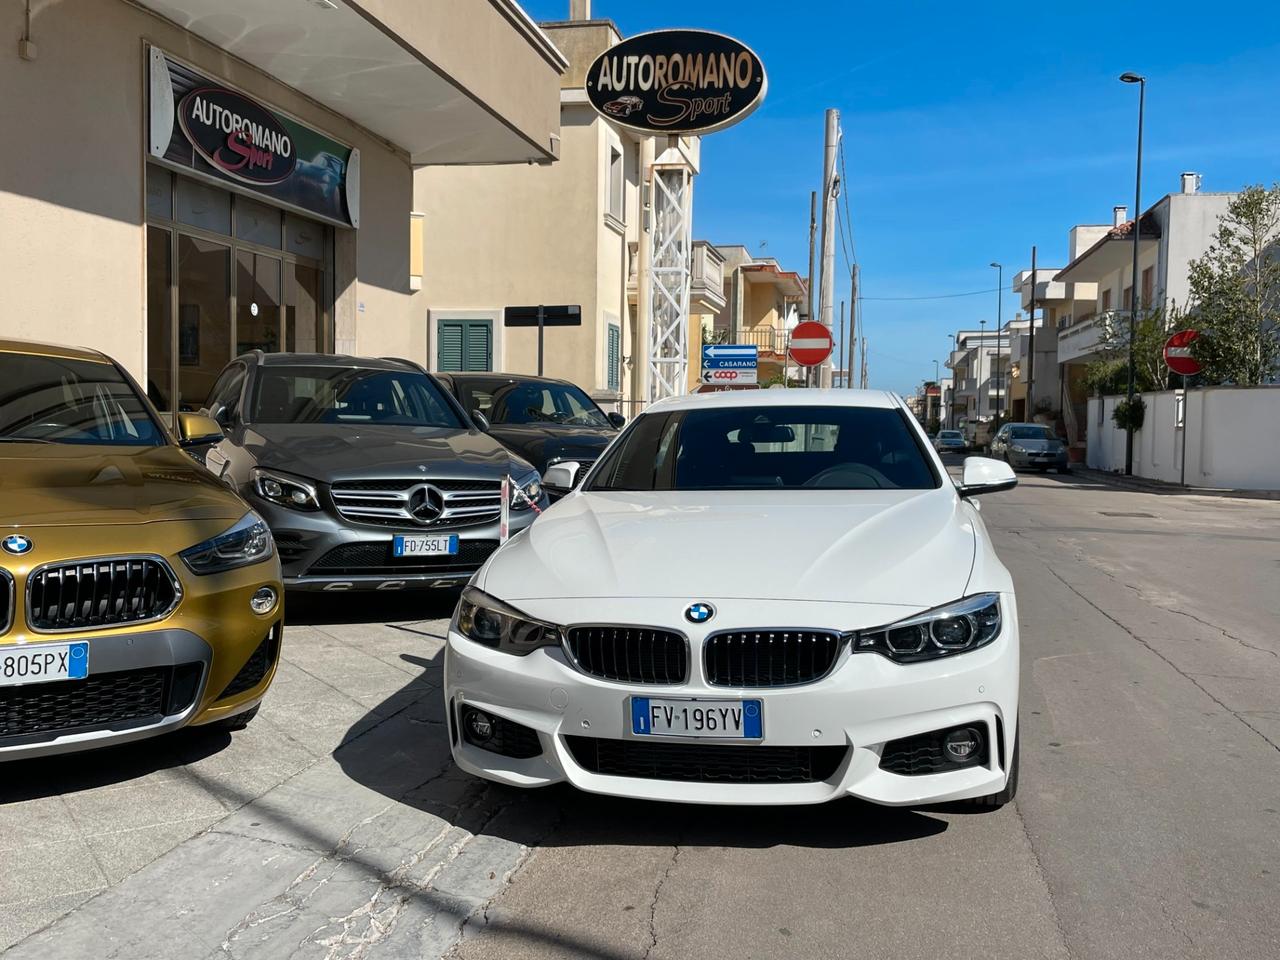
[646,388,902,413]
[0,338,112,364]
[246,352,419,372]
[446,372,569,386]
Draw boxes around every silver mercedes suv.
[195,353,546,592]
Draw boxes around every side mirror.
[543,461,582,493]
[472,410,491,432]
[957,456,1017,498]
[607,411,626,429]
[177,412,224,448]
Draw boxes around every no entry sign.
[787,321,834,367]
[1163,329,1201,377]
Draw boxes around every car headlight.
[510,471,543,511]
[1010,444,1026,453]
[251,468,320,510]
[180,512,274,575]
[850,594,1001,663]
[452,586,560,656]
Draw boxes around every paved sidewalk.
[1072,466,1280,500]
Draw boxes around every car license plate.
[631,697,762,739]
[0,641,89,687]
[393,534,459,557]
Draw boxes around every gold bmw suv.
[0,339,283,760]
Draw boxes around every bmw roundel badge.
[2,534,32,556]
[684,602,715,624]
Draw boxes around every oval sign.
[585,30,767,136]
[178,86,296,186]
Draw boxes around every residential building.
[1052,174,1235,444]
[709,247,808,387]
[945,327,1005,427]
[418,5,717,411]
[0,0,565,423]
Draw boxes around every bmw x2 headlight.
[180,512,274,575]
[453,587,560,655]
[509,471,544,511]
[251,468,320,511]
[850,594,1002,663]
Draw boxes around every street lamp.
[990,262,1003,424]
[1120,71,1145,476]
[978,318,987,419]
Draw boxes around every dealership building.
[1,0,565,418]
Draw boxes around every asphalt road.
[3,465,1278,959]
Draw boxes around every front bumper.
[1008,449,1068,469]
[252,497,538,592]
[444,597,1019,806]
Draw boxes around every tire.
[1036,466,1048,473]
[1057,466,1072,475]
[970,729,1019,809]
[211,704,259,733]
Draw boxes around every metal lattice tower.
[647,166,693,402]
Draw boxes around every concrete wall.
[0,0,415,379]
[1087,387,1280,490]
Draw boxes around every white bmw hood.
[481,489,976,608]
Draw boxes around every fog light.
[250,586,278,615]
[943,726,983,763]
[464,708,493,742]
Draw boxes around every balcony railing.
[707,326,782,353]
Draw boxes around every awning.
[136,0,567,165]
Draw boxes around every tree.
[1083,306,1172,396]
[1185,184,1280,385]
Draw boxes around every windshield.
[249,366,463,427]
[587,405,938,491]
[939,431,962,439]
[0,353,165,446]
[458,378,610,428]
[1008,425,1054,440]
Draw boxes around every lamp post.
[947,333,958,427]
[1120,71,1145,476]
[978,318,987,418]
[990,262,1003,424]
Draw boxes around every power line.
[858,286,1002,302]
[837,137,857,264]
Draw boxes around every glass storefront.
[145,165,332,420]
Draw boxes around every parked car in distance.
[435,372,624,497]
[934,429,967,454]
[196,353,546,593]
[446,390,1021,808]
[0,339,283,760]
[989,423,1070,473]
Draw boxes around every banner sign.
[701,344,758,385]
[148,48,359,227]
[585,30,767,136]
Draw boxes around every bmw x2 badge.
[684,602,715,624]
[2,534,32,556]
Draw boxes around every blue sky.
[522,1,1280,394]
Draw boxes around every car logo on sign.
[2,535,32,556]
[684,602,715,624]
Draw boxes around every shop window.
[146,166,173,220]
[286,213,324,259]
[236,251,282,355]
[287,263,322,353]
[176,234,231,411]
[437,320,492,372]
[236,197,283,249]
[175,177,231,235]
[146,226,173,413]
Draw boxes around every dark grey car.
[196,353,546,591]
[989,423,1070,473]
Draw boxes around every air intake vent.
[565,736,847,784]
[704,631,842,687]
[565,626,687,684]
[27,558,180,632]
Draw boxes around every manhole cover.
[1099,511,1156,518]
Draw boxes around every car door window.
[207,364,246,424]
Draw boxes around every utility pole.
[838,300,846,387]
[806,190,817,323]
[1027,246,1037,417]
[847,264,859,388]
[860,336,868,388]
[817,108,839,388]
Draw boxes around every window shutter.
[607,324,620,391]
[437,321,464,372]
[464,321,492,371]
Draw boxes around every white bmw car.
[445,390,1020,807]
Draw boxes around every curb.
[1073,467,1280,502]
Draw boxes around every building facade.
[0,0,565,422]
[708,247,808,387]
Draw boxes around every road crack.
[642,844,681,960]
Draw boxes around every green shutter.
[464,321,492,372]
[437,321,464,372]
[607,324,620,391]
